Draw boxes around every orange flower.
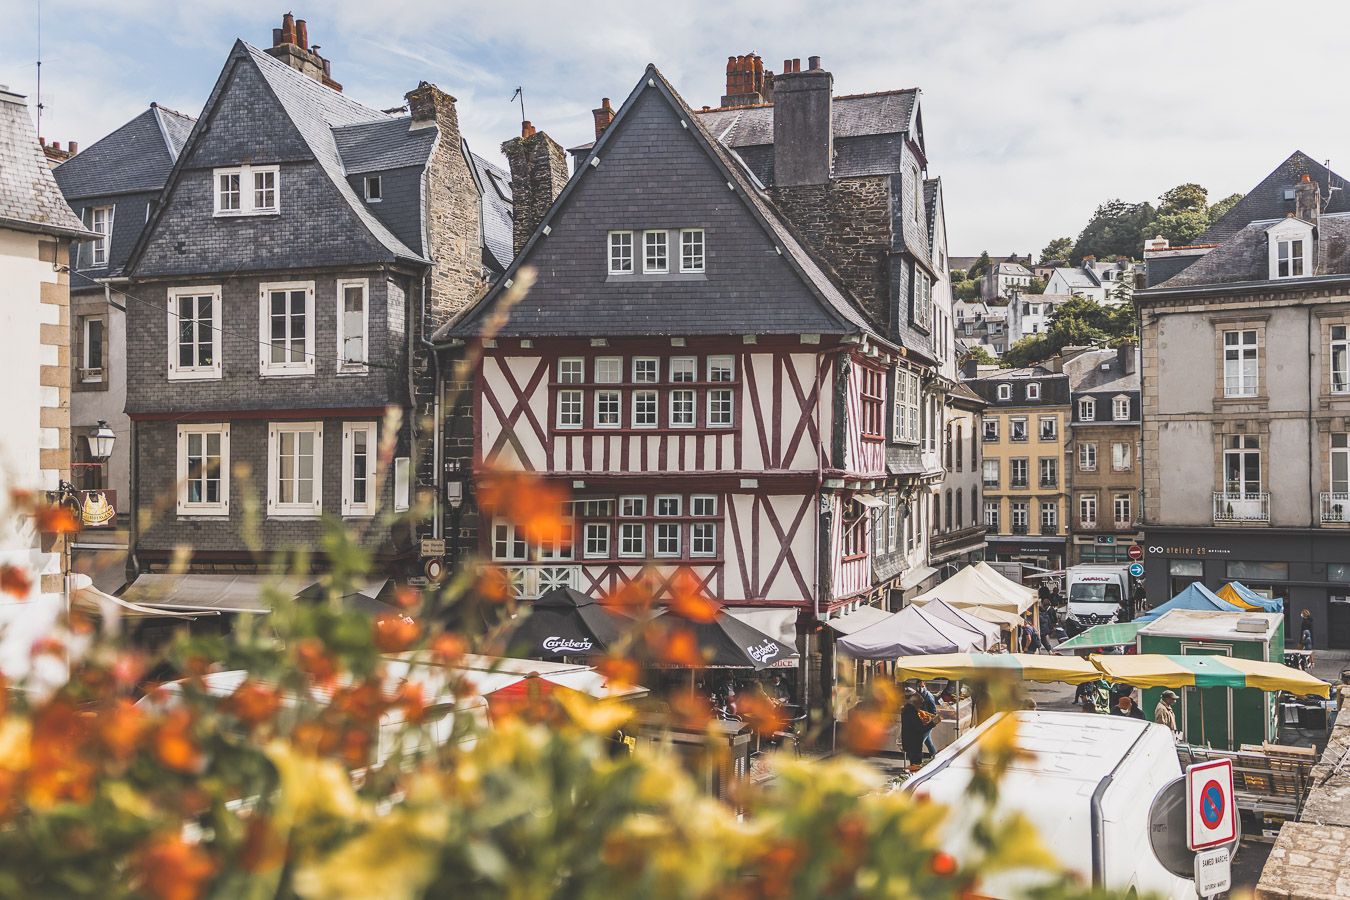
[392,681,426,724]
[340,728,372,768]
[393,586,421,610]
[430,632,467,665]
[152,709,202,773]
[476,470,571,547]
[34,503,80,535]
[929,851,958,877]
[475,565,512,604]
[733,692,787,739]
[110,651,148,689]
[27,701,95,807]
[238,816,286,874]
[667,692,711,730]
[292,720,340,756]
[666,569,720,623]
[226,681,282,728]
[0,565,32,599]
[331,679,385,725]
[98,698,146,762]
[595,655,640,689]
[373,613,421,653]
[601,574,654,614]
[295,638,337,686]
[135,833,215,900]
[842,705,891,757]
[654,626,705,668]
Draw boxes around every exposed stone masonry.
[501,127,568,256]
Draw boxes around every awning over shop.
[910,562,1036,625]
[1089,653,1329,698]
[724,607,798,647]
[70,574,195,620]
[900,565,938,590]
[826,605,892,636]
[120,574,309,614]
[892,652,1102,685]
[852,494,887,509]
[295,578,399,615]
[1052,621,1144,653]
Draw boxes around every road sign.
[1148,777,1192,879]
[1127,544,1144,561]
[1194,846,1232,896]
[1187,759,1237,850]
[420,538,446,557]
[1129,562,1145,578]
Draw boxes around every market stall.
[835,603,986,659]
[1133,582,1240,624]
[1216,581,1285,613]
[1052,621,1143,654]
[909,562,1036,628]
[892,652,1103,685]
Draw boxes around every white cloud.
[4,0,1350,253]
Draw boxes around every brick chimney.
[592,98,614,141]
[1295,173,1321,226]
[772,55,832,186]
[265,13,342,91]
[40,138,74,165]
[721,53,774,108]
[502,122,568,255]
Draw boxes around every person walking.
[900,689,935,771]
[911,680,939,758]
[1111,690,1145,720]
[1153,690,1179,734]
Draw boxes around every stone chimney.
[772,55,832,187]
[960,358,979,379]
[1117,341,1137,375]
[265,13,342,91]
[1295,173,1321,226]
[502,121,568,255]
[721,53,774,108]
[592,98,615,141]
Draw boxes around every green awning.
[1053,621,1143,652]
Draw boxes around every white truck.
[1065,563,1130,628]
[904,710,1192,899]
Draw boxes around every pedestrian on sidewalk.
[900,688,935,771]
[1153,689,1179,734]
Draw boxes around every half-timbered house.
[436,62,954,705]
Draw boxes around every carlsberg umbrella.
[502,587,634,659]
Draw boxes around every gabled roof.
[1200,151,1350,244]
[468,150,513,273]
[439,64,879,342]
[0,88,86,238]
[1049,267,1101,289]
[995,261,1031,276]
[332,117,437,174]
[923,177,941,258]
[54,104,196,201]
[1064,347,1139,394]
[1153,213,1350,289]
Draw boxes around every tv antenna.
[510,86,526,125]
[35,0,44,135]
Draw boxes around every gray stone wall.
[502,129,567,256]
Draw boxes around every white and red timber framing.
[433,62,951,709]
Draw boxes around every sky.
[4,0,1350,255]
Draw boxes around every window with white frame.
[655,496,681,557]
[914,270,932,330]
[1223,329,1259,397]
[984,501,999,530]
[1040,500,1057,533]
[997,383,1011,401]
[1079,494,1097,527]
[82,205,113,267]
[595,390,621,428]
[707,389,734,427]
[691,494,718,557]
[1275,237,1305,278]
[492,519,527,560]
[680,229,705,273]
[1009,417,1028,442]
[177,424,229,516]
[336,279,368,372]
[1080,442,1097,471]
[583,523,610,558]
[633,357,659,383]
[983,418,998,442]
[79,315,105,383]
[259,282,315,375]
[1112,396,1130,420]
[982,458,999,487]
[1026,381,1040,400]
[643,230,668,273]
[214,165,279,216]
[559,358,584,384]
[558,389,583,429]
[1039,457,1057,487]
[168,286,222,380]
[1333,434,1350,494]
[707,356,734,382]
[608,231,634,274]
[619,496,646,557]
[268,421,323,517]
[393,457,410,511]
[594,357,622,383]
[1078,397,1096,421]
[1010,501,1028,532]
[893,368,921,443]
[887,493,898,552]
[341,422,377,517]
[1112,441,1132,472]
[670,356,696,383]
[670,389,695,427]
[1332,325,1350,394]
[364,175,382,202]
[1039,416,1057,441]
[1223,434,1261,495]
[633,390,658,428]
[1010,457,1028,488]
[1114,494,1132,526]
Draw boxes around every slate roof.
[1200,151,1350,244]
[440,64,878,341]
[1064,347,1140,394]
[470,150,514,273]
[996,261,1032,276]
[0,88,87,237]
[696,89,918,147]
[332,117,437,174]
[241,42,424,262]
[1154,214,1350,289]
[54,104,195,199]
[923,177,940,257]
[1049,267,1101,289]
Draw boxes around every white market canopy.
[836,602,988,659]
[922,598,1002,651]
[910,562,1036,626]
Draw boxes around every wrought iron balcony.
[1010,523,1029,535]
[1039,477,1057,488]
[1212,492,1270,523]
[1040,523,1058,535]
[1321,492,1350,523]
[1079,519,1097,530]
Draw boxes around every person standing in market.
[1111,690,1145,720]
[900,688,936,771]
[1153,690,1179,734]
[910,679,939,757]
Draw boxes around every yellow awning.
[892,652,1103,685]
[1088,653,1329,698]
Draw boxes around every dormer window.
[214,164,279,217]
[1268,218,1313,279]
[1277,238,1305,277]
[1079,397,1096,421]
[1112,396,1130,420]
[996,383,1011,401]
[1026,382,1040,400]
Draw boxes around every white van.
[904,710,1191,899]
[1066,564,1130,627]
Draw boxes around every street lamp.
[85,420,116,461]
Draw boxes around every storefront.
[1140,527,1350,650]
[986,535,1065,573]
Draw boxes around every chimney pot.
[273,27,283,46]
[592,98,615,141]
[1295,173,1321,225]
[792,58,801,72]
[521,120,535,139]
[808,55,821,70]
[68,141,77,154]
[281,13,296,45]
[782,58,792,72]
[37,136,44,146]
[296,18,309,50]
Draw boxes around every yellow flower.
[555,690,633,734]
[265,740,366,832]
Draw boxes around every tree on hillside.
[1072,200,1156,262]
[1001,335,1053,369]
[1039,237,1073,264]
[1000,294,1137,367]
[968,250,993,280]
[1208,192,1244,224]
[1150,183,1212,247]
[1158,183,1208,214]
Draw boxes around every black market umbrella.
[295,578,399,616]
[502,587,634,659]
[655,607,799,670]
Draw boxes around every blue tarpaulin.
[1135,583,1243,624]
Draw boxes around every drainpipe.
[1309,305,1316,529]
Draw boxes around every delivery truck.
[1065,563,1131,628]
[904,710,1191,899]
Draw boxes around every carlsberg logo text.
[747,640,779,663]
[543,636,594,652]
